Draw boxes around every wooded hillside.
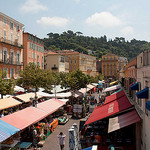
[43,30,150,61]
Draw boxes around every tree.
[0,70,15,99]
[18,63,47,96]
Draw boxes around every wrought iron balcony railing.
[0,37,23,48]
[0,58,23,66]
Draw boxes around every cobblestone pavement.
[41,117,80,150]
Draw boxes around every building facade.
[23,32,44,69]
[44,51,69,73]
[57,50,97,76]
[136,50,150,150]
[0,12,24,78]
[96,59,102,74]
[102,53,118,80]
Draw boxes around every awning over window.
[37,98,66,115]
[0,119,20,143]
[130,83,139,91]
[85,95,132,125]
[108,110,141,133]
[136,87,149,99]
[0,98,22,111]
[104,90,125,105]
[103,84,121,93]
[1,107,48,130]
[146,101,150,111]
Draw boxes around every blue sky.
[1,0,150,41]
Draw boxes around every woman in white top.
[57,132,66,150]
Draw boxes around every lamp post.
[51,64,58,99]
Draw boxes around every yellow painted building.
[102,53,118,80]
[56,50,97,76]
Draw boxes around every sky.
[1,0,150,41]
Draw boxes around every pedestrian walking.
[57,132,66,150]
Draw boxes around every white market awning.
[103,84,121,93]
[14,86,25,92]
[51,85,70,93]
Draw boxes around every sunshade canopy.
[87,84,95,90]
[14,92,41,103]
[0,119,20,137]
[108,110,141,133]
[104,90,125,105]
[51,85,70,93]
[79,88,91,94]
[14,86,25,92]
[136,87,149,99]
[37,98,66,115]
[85,95,132,125]
[37,91,71,98]
[0,97,22,110]
[0,119,20,143]
[110,80,118,86]
[110,89,122,95]
[146,101,150,111]
[103,84,121,93]
[1,107,48,130]
[130,83,139,91]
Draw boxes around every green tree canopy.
[0,70,15,99]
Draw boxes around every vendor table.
[20,142,32,149]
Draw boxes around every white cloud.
[36,16,70,27]
[85,11,122,27]
[120,26,134,36]
[20,0,47,13]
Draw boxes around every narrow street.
[41,117,80,150]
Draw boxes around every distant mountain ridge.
[43,30,150,61]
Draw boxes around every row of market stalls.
[80,80,141,150]
[0,83,98,149]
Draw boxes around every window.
[17,53,20,63]
[4,30,6,42]
[16,25,20,32]
[32,52,34,58]
[10,22,14,29]
[37,55,39,60]
[17,35,19,44]
[42,62,44,68]
[17,68,20,78]
[10,52,14,64]
[34,53,36,59]
[3,49,7,63]
[4,18,6,26]
[3,68,8,78]
[37,62,40,66]
[10,68,15,78]
[11,33,13,44]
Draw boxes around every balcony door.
[10,52,14,64]
[3,50,7,63]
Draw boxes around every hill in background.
[43,30,150,61]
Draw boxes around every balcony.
[0,59,23,66]
[0,37,23,48]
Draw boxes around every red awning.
[85,95,132,125]
[108,110,141,133]
[1,107,48,130]
[37,98,66,115]
[104,90,125,105]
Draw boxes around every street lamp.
[51,64,58,99]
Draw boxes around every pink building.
[23,32,44,69]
